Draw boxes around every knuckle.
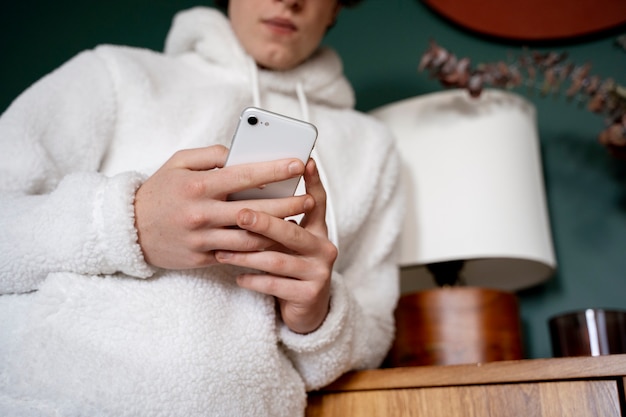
[181,209,206,230]
[299,279,327,303]
[311,264,332,284]
[266,255,288,272]
[322,242,338,263]
[261,276,281,294]
[245,236,268,252]
[307,280,324,298]
[188,251,212,268]
[299,284,317,302]
[187,234,207,252]
[182,178,207,199]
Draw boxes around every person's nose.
[280,0,302,9]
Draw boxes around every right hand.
[133,145,314,270]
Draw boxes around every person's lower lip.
[264,21,296,34]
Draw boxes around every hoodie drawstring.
[295,80,338,246]
[295,82,310,122]
[249,58,262,108]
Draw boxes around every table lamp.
[370,89,557,367]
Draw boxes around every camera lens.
[247,116,258,125]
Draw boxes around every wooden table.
[306,354,626,416]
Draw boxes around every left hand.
[215,159,337,334]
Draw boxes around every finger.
[216,250,318,283]
[188,195,313,229]
[299,159,328,234]
[226,195,314,222]
[169,145,230,171]
[235,272,314,301]
[197,228,276,253]
[217,158,305,198]
[235,209,319,255]
[235,271,331,334]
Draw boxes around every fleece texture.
[0,7,404,417]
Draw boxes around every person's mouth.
[262,17,298,34]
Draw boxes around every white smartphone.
[225,107,318,200]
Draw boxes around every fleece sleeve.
[278,139,404,391]
[0,50,154,294]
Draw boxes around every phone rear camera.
[247,116,258,125]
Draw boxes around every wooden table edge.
[313,354,626,393]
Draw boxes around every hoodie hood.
[163,7,355,110]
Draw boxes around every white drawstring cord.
[311,145,338,246]
[295,82,310,122]
[249,58,261,108]
[296,82,338,246]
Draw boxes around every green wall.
[2,0,626,360]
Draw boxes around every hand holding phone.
[224,107,318,200]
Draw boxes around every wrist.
[285,295,331,335]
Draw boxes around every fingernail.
[239,209,256,226]
[288,161,301,176]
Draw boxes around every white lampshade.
[370,89,556,291]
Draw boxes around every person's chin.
[255,51,300,71]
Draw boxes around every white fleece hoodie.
[0,7,403,417]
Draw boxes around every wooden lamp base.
[384,287,523,367]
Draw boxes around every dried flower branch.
[418,41,626,158]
